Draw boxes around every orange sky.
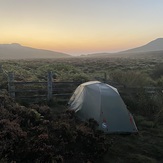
[0,0,163,55]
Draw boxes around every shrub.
[0,94,110,162]
[110,70,153,87]
[157,76,163,86]
[152,63,163,79]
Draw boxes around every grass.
[96,114,163,163]
[0,57,162,83]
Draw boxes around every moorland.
[0,55,163,162]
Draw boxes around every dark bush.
[152,64,163,79]
[0,94,110,163]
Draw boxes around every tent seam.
[98,83,102,124]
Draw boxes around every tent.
[68,81,138,133]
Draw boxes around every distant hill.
[85,51,163,59]
[116,50,163,59]
[0,43,70,59]
[120,38,163,53]
[86,52,113,57]
[84,38,163,58]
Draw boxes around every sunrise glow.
[0,0,163,55]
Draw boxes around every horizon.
[1,37,162,56]
[1,0,163,55]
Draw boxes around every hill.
[115,50,163,59]
[85,38,163,58]
[85,50,163,59]
[120,38,163,53]
[0,43,70,59]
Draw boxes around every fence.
[7,71,163,103]
[7,71,81,102]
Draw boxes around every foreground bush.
[0,94,109,163]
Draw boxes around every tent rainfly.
[68,81,138,133]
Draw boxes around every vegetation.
[0,56,163,162]
[0,93,110,162]
[0,57,162,85]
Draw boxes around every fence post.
[8,72,15,99]
[0,65,3,73]
[104,72,107,83]
[47,71,53,101]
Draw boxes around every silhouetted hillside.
[84,38,163,58]
[0,43,70,59]
[120,38,163,53]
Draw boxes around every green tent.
[68,81,138,133]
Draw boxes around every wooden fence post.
[104,72,107,83]
[0,64,3,73]
[47,71,53,101]
[8,72,15,99]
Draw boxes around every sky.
[0,0,163,55]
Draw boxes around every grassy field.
[0,56,162,83]
[0,56,163,162]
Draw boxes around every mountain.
[116,50,163,59]
[84,38,163,58]
[86,52,113,57]
[120,38,163,53]
[0,43,70,59]
[85,50,163,59]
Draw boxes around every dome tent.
[68,81,138,133]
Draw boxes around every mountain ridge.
[1,38,163,59]
[0,43,70,59]
[120,38,163,53]
[85,38,163,58]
